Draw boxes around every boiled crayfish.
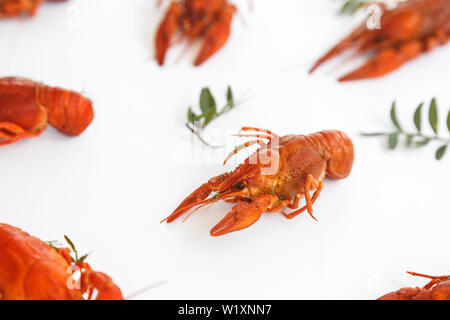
[0,0,67,18]
[0,77,94,146]
[164,128,354,236]
[378,271,450,300]
[0,223,123,300]
[310,0,450,81]
[155,0,237,66]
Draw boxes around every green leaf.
[187,107,198,123]
[414,138,430,147]
[226,86,234,105]
[413,102,423,132]
[361,132,388,137]
[435,145,447,160]
[199,88,216,114]
[340,0,363,14]
[447,109,450,133]
[203,108,216,128]
[390,101,402,131]
[64,235,77,254]
[429,98,438,134]
[388,133,399,149]
[78,253,89,262]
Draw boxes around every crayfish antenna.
[338,42,422,81]
[309,22,381,74]
[309,30,363,74]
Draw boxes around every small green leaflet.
[447,109,450,133]
[388,133,398,149]
[413,102,423,132]
[390,101,402,131]
[429,98,438,134]
[200,88,216,114]
[60,235,89,263]
[362,98,450,160]
[48,236,89,263]
[436,145,447,160]
[339,0,367,14]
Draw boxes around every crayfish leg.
[0,122,44,146]
[223,139,266,165]
[282,175,322,221]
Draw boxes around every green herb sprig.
[187,86,235,129]
[48,235,89,263]
[362,99,450,160]
[186,86,236,148]
[339,0,368,14]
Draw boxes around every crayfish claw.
[155,1,183,66]
[338,49,405,81]
[164,174,231,223]
[80,265,124,300]
[210,194,276,237]
[194,4,236,66]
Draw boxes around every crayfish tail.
[37,84,94,136]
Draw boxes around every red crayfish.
[164,128,354,236]
[0,223,123,300]
[378,271,450,300]
[310,0,450,81]
[155,0,237,66]
[0,0,67,18]
[0,77,94,146]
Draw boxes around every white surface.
[0,0,449,299]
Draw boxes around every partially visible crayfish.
[155,0,237,66]
[0,77,94,146]
[0,223,123,300]
[163,128,354,236]
[310,0,450,81]
[378,271,450,300]
[0,0,67,18]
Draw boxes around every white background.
[0,0,449,299]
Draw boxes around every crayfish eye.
[235,182,245,190]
